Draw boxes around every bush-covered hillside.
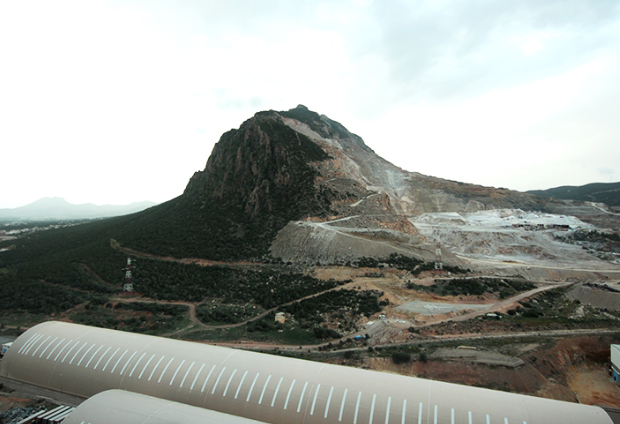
[528,182,620,206]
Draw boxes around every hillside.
[118,105,573,264]
[1,105,619,323]
[2,106,620,417]
[528,182,620,207]
[3,106,619,270]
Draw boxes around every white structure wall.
[64,390,265,424]
[0,321,612,424]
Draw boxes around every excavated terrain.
[363,336,620,408]
[269,108,620,281]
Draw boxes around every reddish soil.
[368,358,552,396]
[363,335,620,408]
[567,364,620,408]
[0,395,33,413]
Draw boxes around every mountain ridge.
[0,197,157,220]
[111,104,618,265]
[5,106,615,268]
[527,182,620,207]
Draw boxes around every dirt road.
[456,254,620,273]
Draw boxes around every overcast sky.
[1,0,619,208]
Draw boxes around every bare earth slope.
[268,106,620,278]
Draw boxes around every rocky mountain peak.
[183,107,333,221]
[117,105,617,267]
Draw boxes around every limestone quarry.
[3,106,620,414]
[270,107,620,284]
[265,107,620,407]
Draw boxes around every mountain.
[2,104,619,315]
[113,105,612,266]
[527,182,620,207]
[0,197,157,220]
[4,106,616,269]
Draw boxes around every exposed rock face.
[278,106,549,217]
[184,110,332,221]
[265,105,557,264]
[122,105,619,268]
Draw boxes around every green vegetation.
[0,313,47,331]
[196,302,264,325]
[86,256,339,307]
[441,278,535,298]
[181,318,320,345]
[281,289,382,333]
[391,352,411,364]
[0,219,91,232]
[0,279,88,314]
[406,278,535,298]
[557,229,620,244]
[527,182,620,206]
[70,301,188,335]
[354,253,469,275]
[0,216,338,317]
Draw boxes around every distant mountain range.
[527,182,620,207]
[0,197,157,220]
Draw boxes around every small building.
[611,345,620,383]
[274,312,285,324]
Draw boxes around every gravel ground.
[396,300,490,316]
[429,347,525,368]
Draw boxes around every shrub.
[391,352,411,364]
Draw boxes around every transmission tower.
[123,258,135,293]
[434,241,443,270]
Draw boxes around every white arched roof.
[0,321,612,424]
[63,390,265,424]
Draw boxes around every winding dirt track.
[110,239,264,269]
[107,238,617,349]
[112,281,355,337]
[203,327,620,353]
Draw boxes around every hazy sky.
[1,0,619,208]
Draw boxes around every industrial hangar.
[63,390,263,424]
[0,321,613,424]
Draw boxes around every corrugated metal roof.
[0,321,613,424]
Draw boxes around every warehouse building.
[0,321,613,424]
[63,390,263,424]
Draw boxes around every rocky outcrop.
[184,110,332,221]
[120,105,617,266]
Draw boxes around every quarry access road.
[397,327,620,347]
[308,218,433,259]
[110,239,268,269]
[205,282,575,352]
[208,327,620,353]
[455,254,620,273]
[413,281,573,328]
[588,202,620,216]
